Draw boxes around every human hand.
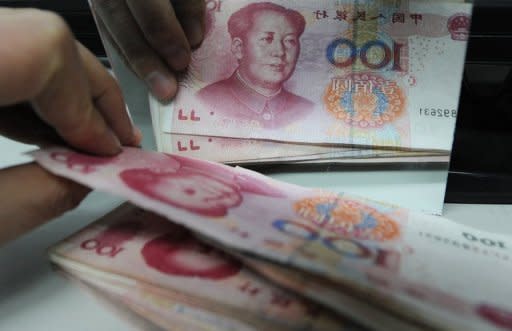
[90,0,206,101]
[0,8,141,245]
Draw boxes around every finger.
[0,8,122,155]
[91,0,178,101]
[0,163,90,246]
[171,0,206,48]
[76,42,142,146]
[126,0,192,70]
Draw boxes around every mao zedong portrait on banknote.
[196,2,314,129]
[141,229,243,280]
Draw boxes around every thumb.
[0,163,90,245]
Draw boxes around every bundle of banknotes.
[33,146,512,331]
[148,0,470,165]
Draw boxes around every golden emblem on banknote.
[324,73,406,128]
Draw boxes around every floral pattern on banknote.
[293,195,400,241]
[324,73,406,128]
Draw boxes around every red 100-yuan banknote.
[159,0,471,151]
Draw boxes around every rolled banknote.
[49,202,358,331]
[154,0,471,151]
[32,147,512,331]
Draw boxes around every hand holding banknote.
[90,0,206,100]
[0,7,140,245]
[159,0,471,152]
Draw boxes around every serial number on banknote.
[419,108,458,119]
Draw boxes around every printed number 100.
[327,38,404,71]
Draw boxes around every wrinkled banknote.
[50,203,354,331]
[32,147,511,331]
[155,0,471,151]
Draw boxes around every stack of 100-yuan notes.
[32,146,512,331]
[150,0,470,165]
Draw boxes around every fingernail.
[105,129,123,154]
[163,45,190,71]
[133,127,143,146]
[182,19,204,48]
[145,71,177,101]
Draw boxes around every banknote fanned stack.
[149,0,469,165]
[33,146,512,331]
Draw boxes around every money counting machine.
[3,0,512,204]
